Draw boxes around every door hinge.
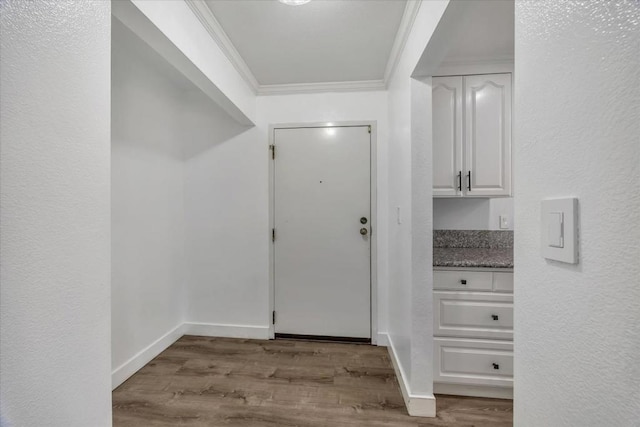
[272,228,276,242]
[272,310,276,325]
[367,125,371,134]
[269,144,275,159]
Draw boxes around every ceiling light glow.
[278,0,311,5]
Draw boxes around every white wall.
[386,0,449,413]
[184,91,388,337]
[514,1,640,425]
[184,122,264,333]
[0,1,112,426]
[111,19,189,386]
[433,197,514,230]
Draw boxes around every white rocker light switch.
[547,212,564,248]
[541,198,578,264]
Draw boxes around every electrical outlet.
[499,215,509,229]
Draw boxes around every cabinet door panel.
[434,270,493,291]
[434,338,513,387]
[464,74,512,196]
[432,77,463,197]
[434,291,513,340]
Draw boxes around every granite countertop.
[433,247,513,269]
[433,230,514,269]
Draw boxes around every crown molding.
[185,0,421,96]
[257,79,386,96]
[384,0,422,84]
[185,0,260,94]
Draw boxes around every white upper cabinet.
[433,77,463,197]
[465,74,512,196]
[432,73,512,197]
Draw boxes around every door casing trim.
[268,121,378,344]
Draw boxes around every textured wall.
[409,77,434,396]
[514,1,640,425]
[386,0,449,402]
[111,19,187,378]
[184,122,263,329]
[0,1,112,425]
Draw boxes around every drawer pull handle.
[460,279,467,285]
[491,314,499,321]
[492,363,500,370]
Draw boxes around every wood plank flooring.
[112,336,512,426]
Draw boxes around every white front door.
[273,126,371,339]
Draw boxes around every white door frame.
[268,121,378,344]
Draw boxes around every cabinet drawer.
[434,270,493,291]
[434,292,513,340]
[493,272,514,292]
[434,338,513,388]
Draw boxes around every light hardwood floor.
[113,336,513,426]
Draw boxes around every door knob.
[360,228,368,236]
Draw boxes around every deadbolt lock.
[360,228,368,236]
[360,217,368,224]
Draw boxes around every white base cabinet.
[433,268,514,399]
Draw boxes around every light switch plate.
[499,215,509,229]
[541,198,579,264]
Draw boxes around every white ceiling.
[440,0,514,64]
[204,0,407,86]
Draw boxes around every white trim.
[385,333,437,417]
[268,122,378,342]
[434,266,514,273]
[184,322,270,340]
[184,0,421,95]
[111,323,188,390]
[184,0,260,94]
[384,0,422,84]
[435,58,514,77]
[257,80,386,96]
[434,383,513,400]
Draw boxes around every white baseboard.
[183,322,270,340]
[384,333,436,417]
[111,323,187,390]
[434,382,513,399]
[112,322,270,390]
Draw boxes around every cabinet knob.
[492,363,500,370]
[460,279,467,285]
[491,314,499,321]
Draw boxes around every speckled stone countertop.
[433,230,514,269]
